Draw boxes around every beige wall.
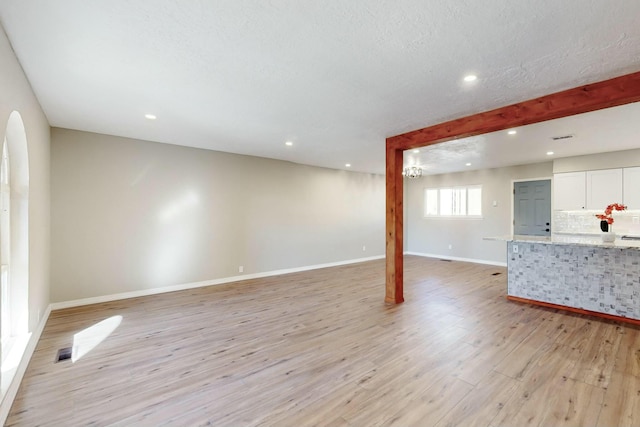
[0,26,50,329]
[405,162,553,264]
[553,148,640,173]
[51,128,385,302]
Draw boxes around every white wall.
[553,148,640,173]
[0,25,50,331]
[405,162,553,264]
[51,128,385,302]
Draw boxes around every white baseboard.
[51,255,386,310]
[0,304,52,425]
[404,251,507,267]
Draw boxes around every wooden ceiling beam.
[388,71,640,151]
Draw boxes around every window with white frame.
[424,185,482,217]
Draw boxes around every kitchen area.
[492,159,640,323]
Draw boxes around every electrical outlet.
[513,244,519,253]
[362,245,366,251]
[448,244,452,250]
[239,266,244,273]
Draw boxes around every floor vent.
[55,347,72,363]
[492,272,502,276]
[440,259,452,262]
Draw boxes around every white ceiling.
[1,1,640,175]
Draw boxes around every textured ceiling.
[1,1,640,174]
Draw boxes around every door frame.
[510,176,553,236]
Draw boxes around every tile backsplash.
[553,210,640,235]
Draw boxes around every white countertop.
[484,234,640,249]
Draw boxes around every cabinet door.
[624,167,640,209]
[586,169,623,210]
[553,172,586,210]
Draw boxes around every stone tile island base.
[507,240,640,324]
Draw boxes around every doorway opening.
[1,111,30,397]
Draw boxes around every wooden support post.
[385,142,404,304]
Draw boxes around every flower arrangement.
[595,203,627,225]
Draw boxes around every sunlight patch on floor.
[72,315,122,362]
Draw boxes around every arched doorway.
[1,111,29,393]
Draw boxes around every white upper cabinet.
[624,167,640,209]
[553,171,586,210]
[586,168,623,210]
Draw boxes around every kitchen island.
[487,234,640,323]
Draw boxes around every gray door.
[514,180,551,236]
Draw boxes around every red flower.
[595,203,627,224]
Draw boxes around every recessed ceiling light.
[507,130,517,135]
[413,149,420,153]
[463,75,477,83]
[145,114,157,120]
[546,151,554,156]
[285,141,293,146]
[345,163,351,168]
[465,162,472,166]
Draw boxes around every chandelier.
[403,166,423,178]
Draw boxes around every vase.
[600,220,609,232]
[600,220,615,242]
[602,232,616,243]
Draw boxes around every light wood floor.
[7,256,640,426]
